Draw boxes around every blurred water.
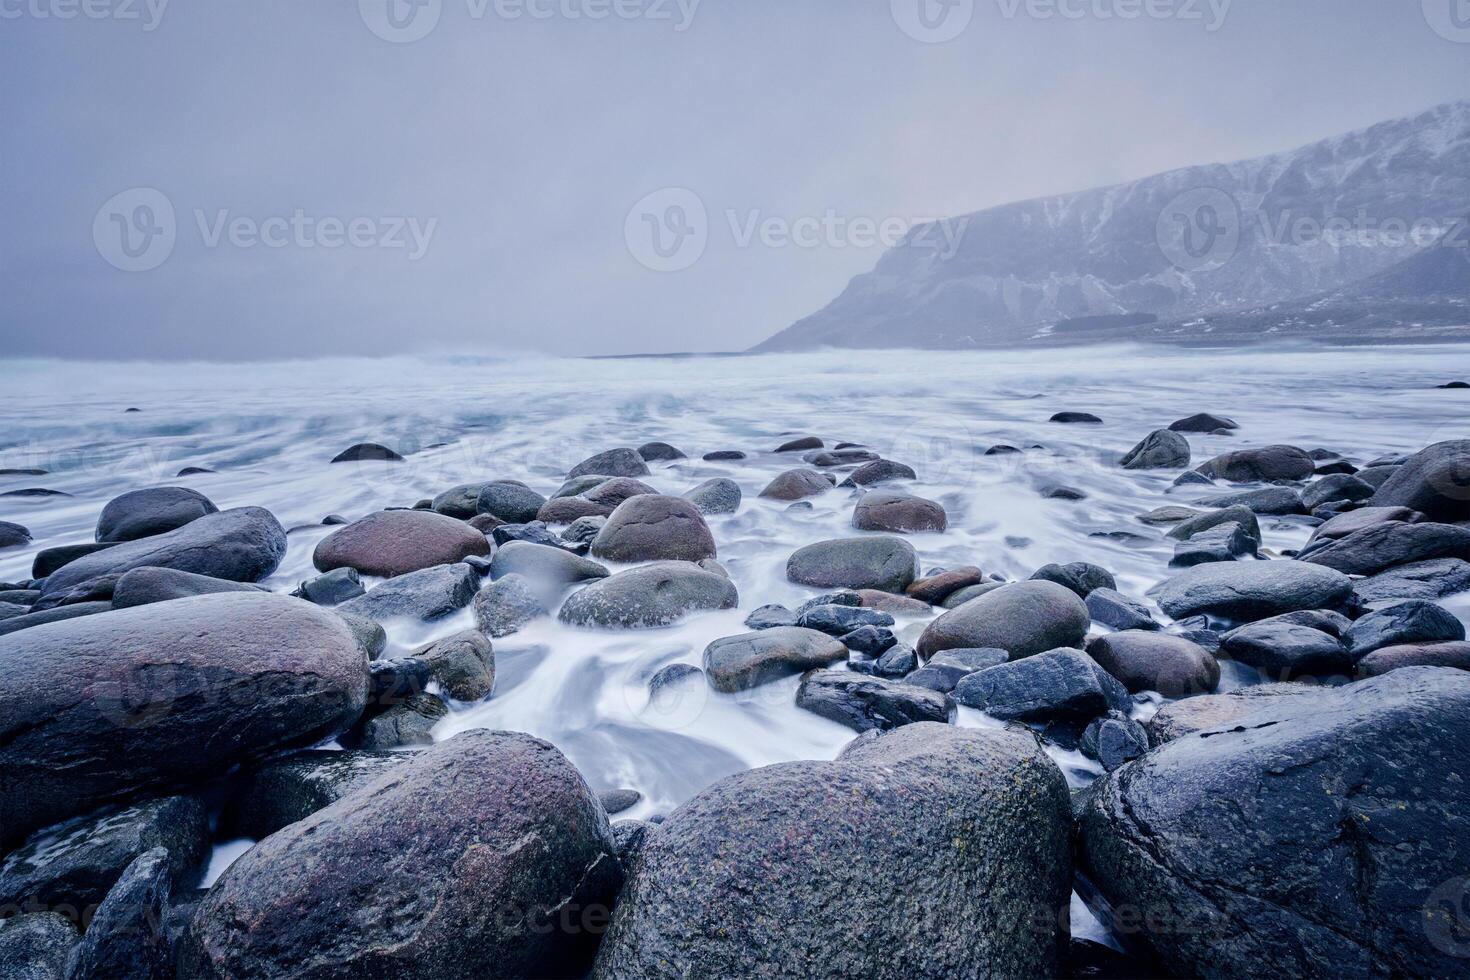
[3,344,1469,819]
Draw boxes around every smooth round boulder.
[683,478,741,516]
[568,448,650,479]
[489,540,609,588]
[1086,631,1220,697]
[1030,561,1116,599]
[841,459,917,487]
[637,441,686,462]
[1369,439,1470,523]
[786,536,918,594]
[851,491,947,533]
[593,723,1071,979]
[0,592,368,848]
[702,627,848,692]
[95,487,218,543]
[1153,560,1353,622]
[1197,445,1314,482]
[560,561,738,629]
[774,435,823,452]
[917,580,1090,660]
[758,469,832,501]
[472,481,548,524]
[472,573,549,637]
[591,495,717,563]
[183,731,622,980]
[313,510,490,578]
[1120,429,1190,470]
[430,483,495,520]
[1298,521,1470,576]
[0,520,31,548]
[229,749,414,840]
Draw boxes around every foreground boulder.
[1343,600,1465,658]
[1369,439,1470,523]
[786,537,918,594]
[313,509,490,578]
[560,561,738,628]
[1217,616,1352,680]
[1078,668,1470,976]
[1353,557,1470,603]
[64,847,173,978]
[96,487,217,543]
[703,627,847,692]
[851,491,947,533]
[593,724,1071,978]
[0,593,367,847]
[183,732,622,979]
[591,495,717,563]
[39,507,286,597]
[1153,560,1353,622]
[917,580,1089,659]
[1197,445,1314,482]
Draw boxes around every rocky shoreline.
[3,410,1470,977]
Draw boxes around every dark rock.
[489,540,608,589]
[27,576,118,612]
[683,477,741,515]
[1197,444,1314,482]
[857,588,932,614]
[840,459,917,487]
[111,567,267,609]
[177,466,216,476]
[292,567,365,607]
[786,536,918,594]
[1299,520,1470,575]
[492,521,575,549]
[648,663,703,699]
[40,508,286,598]
[985,444,1022,455]
[0,520,31,548]
[702,627,848,692]
[1314,459,1359,475]
[1169,521,1257,567]
[702,450,746,461]
[637,442,686,462]
[313,509,490,579]
[1085,631,1219,696]
[804,448,881,467]
[0,593,367,848]
[1307,505,1422,544]
[796,669,948,732]
[851,491,947,533]
[758,468,832,501]
[742,604,796,630]
[1031,561,1116,599]
[183,732,622,980]
[1051,412,1103,424]
[336,612,387,658]
[1078,668,1470,976]
[430,482,499,520]
[0,602,112,638]
[1369,439,1470,523]
[230,749,414,840]
[568,448,650,479]
[2,488,72,498]
[1355,465,1403,489]
[330,443,403,463]
[357,692,447,748]
[560,561,738,629]
[536,495,612,524]
[795,603,894,636]
[954,647,1128,724]
[338,562,479,622]
[473,480,547,523]
[1354,557,1470,602]
[941,581,1006,608]
[94,486,219,543]
[31,543,117,580]
[1166,505,1261,545]
[1437,381,1470,388]
[562,515,607,545]
[1218,618,1352,680]
[612,820,654,870]
[906,647,1008,692]
[1207,486,1305,515]
[919,580,1089,660]
[367,658,429,710]
[599,789,642,814]
[1120,429,1190,469]
[840,625,897,656]
[0,468,48,476]
[1080,712,1150,771]
[794,590,862,617]
[871,643,917,677]
[0,796,208,923]
[472,573,549,638]
[0,914,76,977]
[1301,474,1375,512]
[906,566,984,604]
[582,477,661,511]
[1169,412,1238,432]
[592,723,1071,979]
[774,435,823,452]
[1154,560,1353,622]
[1143,683,1317,745]
[1085,588,1158,631]
[1344,600,1465,659]
[591,495,717,563]
[413,629,495,701]
[63,847,172,979]
[1170,469,1214,488]
[467,513,505,534]
[1358,641,1470,676]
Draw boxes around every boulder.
[536,495,612,524]
[0,914,76,977]
[917,580,1089,660]
[702,627,848,692]
[906,567,984,605]
[95,487,218,543]
[293,567,365,607]
[1170,521,1257,567]
[1153,560,1353,622]
[63,847,173,979]
[906,648,1008,693]
[562,515,607,546]
[1299,521,1470,576]
[851,491,947,533]
[330,443,403,463]
[0,520,31,548]
[472,573,549,637]
[182,732,622,980]
[489,540,608,588]
[1085,631,1219,696]
[1080,712,1150,771]
[32,543,118,580]
[953,648,1130,722]
[795,604,893,636]
[111,567,267,609]
[1051,411,1103,424]
[774,435,823,452]
[430,482,497,520]
[474,480,548,524]
[0,593,366,848]
[683,477,741,515]
[858,588,932,614]
[568,448,650,479]
[592,724,1071,979]
[1144,683,1318,745]
[1308,506,1422,545]
[796,670,947,731]
[591,495,717,563]
[743,604,796,630]
[313,510,490,578]
[786,537,918,594]
[1343,600,1465,659]
[1207,486,1305,515]
[841,459,917,486]
[337,562,479,622]
[1077,668,1470,977]
[1369,439,1470,523]
[582,477,661,511]
[1166,505,1261,545]
[1358,641,1470,676]
[637,441,686,462]
[357,692,448,748]
[758,469,831,501]
[1301,474,1375,511]
[39,508,286,597]
[702,450,746,461]
[413,629,495,701]
[1218,618,1352,680]
[1136,505,1200,526]
[1169,412,1238,432]
[1120,429,1190,469]
[1353,558,1470,603]
[1197,445,1314,482]
[1084,588,1158,631]
[1030,561,1115,599]
[230,749,414,839]
[941,581,1006,608]
[560,561,738,629]
[0,602,111,638]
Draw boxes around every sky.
[1,0,1468,360]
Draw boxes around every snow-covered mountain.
[754,101,1470,351]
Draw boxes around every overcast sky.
[2,0,1467,360]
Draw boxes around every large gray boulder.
[1078,668,1470,976]
[337,562,479,621]
[917,580,1089,659]
[1120,429,1190,469]
[786,537,918,594]
[1085,631,1219,697]
[560,561,738,629]
[568,448,650,479]
[591,495,717,563]
[1197,445,1314,482]
[593,724,1072,979]
[96,487,218,543]
[111,567,267,609]
[182,732,622,979]
[1369,439,1470,523]
[0,592,367,848]
[1153,560,1353,621]
[851,491,947,533]
[39,507,286,597]
[313,509,490,578]
[702,627,847,692]
[1298,521,1470,576]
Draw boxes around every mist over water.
[5,344,1470,820]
